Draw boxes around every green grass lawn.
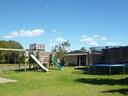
[0,67,128,96]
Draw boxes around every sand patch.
[0,77,17,83]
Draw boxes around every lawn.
[0,67,128,96]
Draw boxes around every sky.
[0,0,128,51]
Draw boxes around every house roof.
[67,50,88,56]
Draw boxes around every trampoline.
[89,46,128,75]
[90,64,128,75]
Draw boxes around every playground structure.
[30,54,49,72]
[0,43,49,72]
[0,43,65,72]
[0,48,27,71]
[50,54,64,70]
[29,43,49,71]
[29,43,65,70]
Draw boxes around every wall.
[67,56,77,66]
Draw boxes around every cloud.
[80,36,98,46]
[52,29,62,35]
[51,37,66,42]
[80,37,93,42]
[93,35,107,41]
[93,34,99,38]
[19,29,44,37]
[101,36,107,41]
[3,32,18,39]
[90,42,98,46]
[80,34,120,47]
[3,29,45,39]
[106,42,119,46]
[80,35,108,46]
[49,37,67,46]
[82,35,87,38]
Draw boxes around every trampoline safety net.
[89,46,128,64]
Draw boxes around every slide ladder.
[30,54,49,72]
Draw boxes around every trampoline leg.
[94,66,95,73]
[109,66,111,75]
[88,66,91,73]
[123,66,125,74]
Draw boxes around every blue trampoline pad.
[90,64,127,67]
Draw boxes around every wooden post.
[18,54,20,70]
[94,66,95,73]
[8,51,9,64]
[109,66,111,75]
[123,65,125,74]
[25,51,26,71]
[15,55,17,70]
[28,52,30,69]
[79,56,81,66]
[86,54,89,66]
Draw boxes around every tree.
[52,41,71,62]
[80,47,87,52]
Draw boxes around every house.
[67,50,89,66]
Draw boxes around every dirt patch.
[0,77,17,83]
